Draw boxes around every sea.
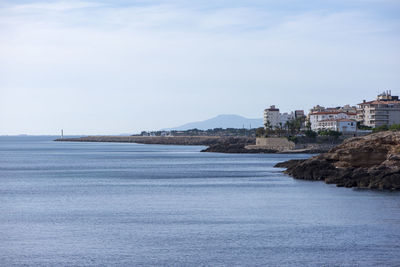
[0,136,400,266]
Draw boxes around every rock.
[201,140,277,153]
[274,131,400,190]
[274,159,306,169]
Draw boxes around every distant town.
[139,91,400,138]
[262,90,400,135]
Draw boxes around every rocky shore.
[201,141,277,153]
[275,131,400,190]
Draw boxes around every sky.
[1,0,399,135]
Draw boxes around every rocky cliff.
[275,131,400,190]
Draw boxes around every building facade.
[263,105,280,128]
[264,106,304,129]
[279,112,295,125]
[294,110,305,118]
[308,105,356,120]
[316,119,357,132]
[357,91,400,128]
[309,111,357,131]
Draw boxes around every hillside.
[165,114,263,131]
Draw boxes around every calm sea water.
[1,136,400,266]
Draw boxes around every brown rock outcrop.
[275,131,400,190]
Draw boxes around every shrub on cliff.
[305,130,317,138]
[373,125,389,133]
[318,129,341,138]
[287,136,298,143]
[389,124,400,131]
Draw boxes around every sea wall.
[246,137,295,151]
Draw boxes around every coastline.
[274,131,400,190]
[55,136,332,154]
[55,135,254,147]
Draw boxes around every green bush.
[358,125,373,130]
[304,130,317,138]
[372,125,389,133]
[389,124,400,131]
[318,129,342,138]
[255,127,266,137]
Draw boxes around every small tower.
[61,129,64,139]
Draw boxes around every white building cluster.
[264,91,400,134]
[309,111,357,132]
[263,105,305,128]
[357,91,400,128]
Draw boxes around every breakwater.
[55,136,334,153]
[55,136,255,147]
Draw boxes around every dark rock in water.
[201,141,277,153]
[274,160,306,169]
[274,131,400,190]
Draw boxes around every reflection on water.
[1,136,399,266]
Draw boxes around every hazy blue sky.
[1,0,399,134]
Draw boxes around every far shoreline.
[54,135,327,154]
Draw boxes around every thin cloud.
[0,0,399,134]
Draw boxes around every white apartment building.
[264,106,304,129]
[316,119,357,132]
[308,105,356,120]
[309,111,357,131]
[357,91,400,128]
[263,105,280,128]
[280,112,295,125]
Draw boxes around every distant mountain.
[165,114,263,131]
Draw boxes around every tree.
[264,121,273,136]
[256,127,266,137]
[305,130,317,138]
[277,122,284,137]
[306,120,312,131]
[284,121,290,136]
[286,118,302,135]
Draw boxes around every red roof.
[319,118,356,122]
[310,111,357,115]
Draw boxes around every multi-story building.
[340,104,357,113]
[309,111,357,131]
[294,110,305,118]
[315,118,357,132]
[264,106,303,128]
[357,91,400,128]
[263,105,280,128]
[309,105,356,117]
[280,112,295,125]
